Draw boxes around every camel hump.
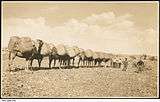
[85,49,93,57]
[72,46,80,53]
[49,43,57,54]
[40,42,53,55]
[93,52,99,59]
[96,52,103,59]
[17,37,34,52]
[66,46,76,57]
[56,44,67,55]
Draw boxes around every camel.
[77,49,87,67]
[30,40,54,68]
[94,52,104,67]
[65,46,81,67]
[54,44,68,68]
[8,36,42,72]
[48,43,59,68]
[93,51,103,67]
[84,49,94,67]
[132,58,145,73]
[103,53,112,68]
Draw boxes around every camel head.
[34,39,44,53]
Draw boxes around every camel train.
[7,36,145,72]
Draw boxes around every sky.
[2,1,159,56]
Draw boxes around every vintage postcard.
[1,1,159,99]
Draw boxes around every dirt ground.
[1,52,158,98]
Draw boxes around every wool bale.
[72,46,80,54]
[32,39,43,52]
[77,48,85,58]
[18,37,34,52]
[40,42,52,55]
[49,43,57,55]
[8,36,20,51]
[85,49,93,58]
[56,44,67,55]
[66,46,76,57]
[93,52,99,59]
[78,48,84,53]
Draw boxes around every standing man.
[118,58,122,68]
[113,58,116,68]
[122,58,128,71]
[110,58,113,68]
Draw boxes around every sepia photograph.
[1,1,159,99]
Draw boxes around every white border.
[1,1,159,99]
[156,0,159,98]
[1,99,160,102]
[2,1,159,3]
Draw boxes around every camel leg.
[110,61,113,67]
[93,60,94,66]
[59,59,62,69]
[85,60,87,67]
[30,59,33,67]
[98,61,100,67]
[25,59,34,74]
[38,58,42,68]
[87,60,90,67]
[61,59,65,66]
[83,60,85,67]
[65,60,68,66]
[25,60,29,71]
[79,59,81,67]
[94,60,96,66]
[87,60,89,67]
[78,59,81,68]
[69,59,72,66]
[72,58,75,67]
[8,52,16,72]
[91,61,92,67]
[88,61,90,67]
[62,59,64,66]
[30,59,34,70]
[91,61,93,67]
[53,59,56,67]
[81,59,83,66]
[68,59,70,68]
[104,62,107,68]
[84,60,87,67]
[25,59,30,71]
[95,60,97,66]
[49,56,53,68]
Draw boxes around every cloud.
[3,17,53,42]
[2,12,157,55]
[82,12,116,26]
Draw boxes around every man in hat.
[122,58,128,71]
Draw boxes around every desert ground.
[1,51,158,98]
